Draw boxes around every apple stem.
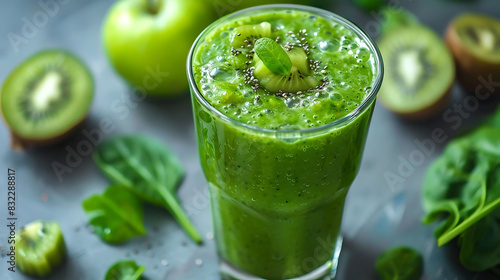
[146,0,160,14]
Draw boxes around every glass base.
[220,236,343,280]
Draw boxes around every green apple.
[103,0,216,97]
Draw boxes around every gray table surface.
[1,0,500,279]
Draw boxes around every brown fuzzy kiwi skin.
[380,83,453,121]
[445,18,500,94]
[4,116,87,151]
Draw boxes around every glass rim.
[187,4,384,135]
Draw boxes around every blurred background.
[1,0,499,279]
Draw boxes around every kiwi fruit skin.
[7,125,84,151]
[15,221,67,277]
[378,26,455,120]
[389,85,453,120]
[0,50,94,150]
[445,14,500,94]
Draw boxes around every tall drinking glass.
[188,5,383,280]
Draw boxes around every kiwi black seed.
[226,22,272,70]
[0,50,93,150]
[15,221,67,277]
[445,13,500,94]
[378,25,455,120]
[227,21,320,94]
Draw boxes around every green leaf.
[82,185,146,243]
[93,135,202,244]
[375,246,423,280]
[254,37,292,76]
[422,106,500,272]
[105,260,145,280]
[422,127,500,246]
[458,209,500,271]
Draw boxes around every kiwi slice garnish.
[1,50,93,150]
[15,221,67,277]
[445,13,500,93]
[378,26,455,119]
[253,46,319,93]
[231,22,272,48]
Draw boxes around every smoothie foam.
[192,9,375,130]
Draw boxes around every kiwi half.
[253,46,319,93]
[231,22,272,48]
[445,14,500,94]
[1,50,93,150]
[378,26,455,119]
[15,221,67,277]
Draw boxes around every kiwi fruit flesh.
[15,221,67,277]
[445,14,500,94]
[231,22,272,48]
[253,46,319,93]
[1,50,93,150]
[378,25,455,119]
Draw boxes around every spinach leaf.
[458,208,500,271]
[375,246,423,280]
[422,127,500,246]
[105,260,144,280]
[93,135,202,243]
[83,185,146,243]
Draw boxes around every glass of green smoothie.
[188,4,383,280]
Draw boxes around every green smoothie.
[188,5,381,280]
